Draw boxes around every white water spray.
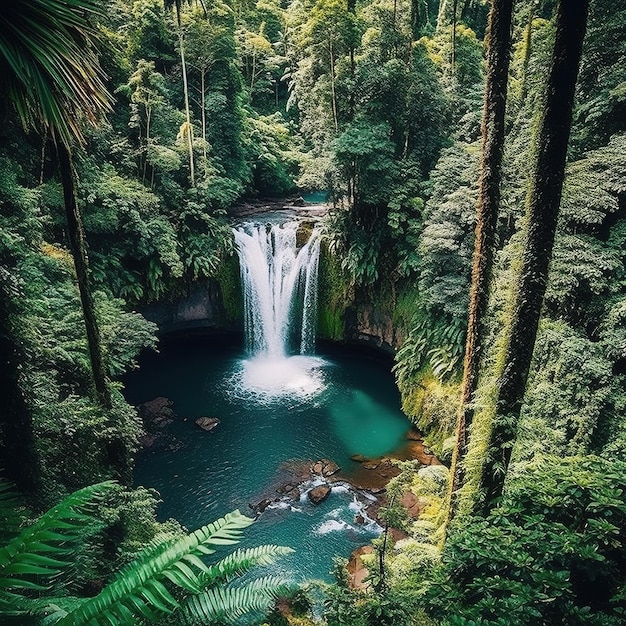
[232,221,325,400]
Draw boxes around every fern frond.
[196,545,294,588]
[182,575,292,625]
[0,479,25,545]
[57,509,256,626]
[0,481,115,597]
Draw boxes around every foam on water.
[230,354,328,402]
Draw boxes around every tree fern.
[1,485,292,626]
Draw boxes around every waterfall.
[234,221,321,358]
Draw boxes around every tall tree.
[447,0,515,523]
[165,0,197,186]
[478,0,590,511]
[0,0,113,412]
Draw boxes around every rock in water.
[138,397,176,428]
[195,417,221,431]
[322,460,340,476]
[311,458,341,476]
[308,485,331,504]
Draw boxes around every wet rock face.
[308,485,331,504]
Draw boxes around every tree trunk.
[447,0,515,524]
[178,27,195,187]
[329,38,339,133]
[201,67,208,169]
[451,0,458,80]
[57,143,111,411]
[410,0,426,40]
[478,0,590,512]
[0,278,39,493]
[520,2,536,105]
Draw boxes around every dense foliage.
[1,0,625,623]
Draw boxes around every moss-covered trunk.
[447,0,515,520]
[478,0,590,512]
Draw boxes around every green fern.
[0,479,25,545]
[182,575,292,625]
[0,481,114,603]
[53,509,290,626]
[1,483,293,626]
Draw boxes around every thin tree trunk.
[520,2,536,104]
[57,143,111,411]
[329,38,339,133]
[58,144,134,483]
[201,67,208,169]
[178,27,195,187]
[478,0,590,512]
[39,130,47,184]
[142,106,151,184]
[410,0,420,40]
[250,49,257,95]
[451,0,458,81]
[446,0,515,525]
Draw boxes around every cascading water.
[234,221,320,357]
[232,221,326,400]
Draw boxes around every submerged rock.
[308,485,331,504]
[279,484,301,501]
[362,461,380,470]
[195,417,221,431]
[249,498,272,514]
[350,454,369,463]
[405,428,422,441]
[138,397,176,428]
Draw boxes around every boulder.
[322,460,340,476]
[278,483,302,501]
[287,487,301,501]
[312,458,341,476]
[195,417,221,432]
[308,485,331,504]
[311,461,324,475]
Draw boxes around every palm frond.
[182,575,293,625]
[0,0,113,147]
[56,509,257,626]
[0,481,115,601]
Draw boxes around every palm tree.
[0,479,292,625]
[478,0,590,512]
[0,0,113,410]
[446,0,515,525]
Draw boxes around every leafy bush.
[425,456,626,626]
